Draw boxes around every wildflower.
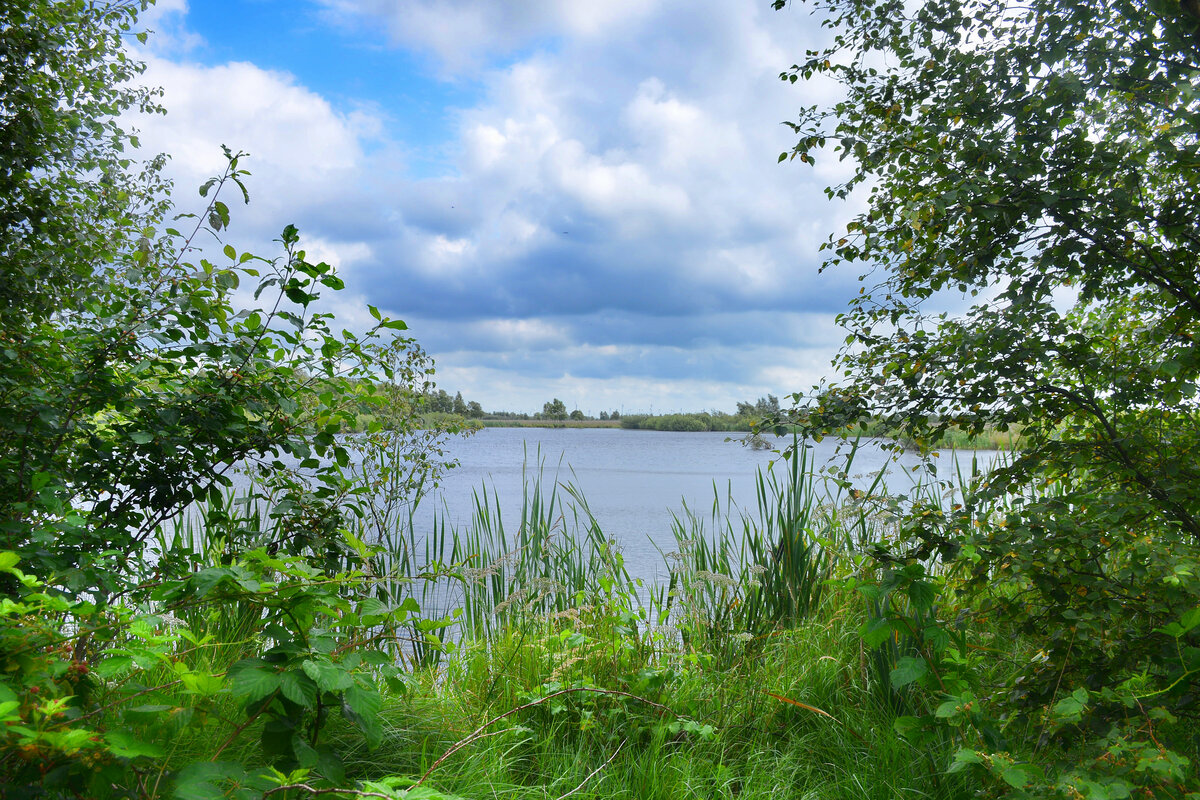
[694,570,739,589]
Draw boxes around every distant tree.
[542,398,568,420]
[610,410,620,420]
[466,400,484,418]
[452,391,468,416]
[426,389,452,413]
[736,396,780,417]
[569,409,585,421]
[599,411,609,420]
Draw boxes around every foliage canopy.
[0,2,452,795]
[780,0,1200,792]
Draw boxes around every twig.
[1035,625,1077,753]
[212,697,273,760]
[764,691,868,745]
[556,738,626,800]
[412,687,675,789]
[260,784,393,799]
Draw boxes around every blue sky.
[132,0,858,415]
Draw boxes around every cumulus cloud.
[135,56,373,207]
[316,0,657,74]
[126,0,858,412]
[138,0,205,55]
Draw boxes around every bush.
[0,4,446,795]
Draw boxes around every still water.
[416,427,991,584]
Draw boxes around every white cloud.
[431,343,834,417]
[623,78,744,173]
[549,140,692,225]
[137,58,367,182]
[138,0,204,55]
[125,0,857,412]
[470,318,572,350]
[317,0,657,74]
[301,237,374,269]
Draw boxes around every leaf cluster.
[0,2,457,796]
[778,0,1200,793]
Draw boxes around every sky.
[128,0,863,416]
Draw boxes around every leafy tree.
[0,2,444,794]
[466,400,484,418]
[569,409,585,421]
[779,0,1200,791]
[452,390,468,416]
[542,398,568,420]
[736,395,780,418]
[425,388,453,413]
[0,0,164,330]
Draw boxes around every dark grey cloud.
[403,309,843,355]
[135,0,858,411]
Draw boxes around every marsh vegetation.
[5,1,1200,798]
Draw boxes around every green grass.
[21,431,1197,798]
[316,602,973,800]
[124,441,986,799]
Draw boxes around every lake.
[414,427,995,585]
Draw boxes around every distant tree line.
[619,396,781,432]
[414,391,781,428]
[421,389,484,418]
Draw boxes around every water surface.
[419,428,990,584]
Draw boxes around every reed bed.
[146,438,999,799]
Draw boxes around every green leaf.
[1052,687,1088,722]
[279,670,318,709]
[343,684,383,748]
[105,730,165,759]
[180,671,225,696]
[860,616,893,647]
[317,746,346,784]
[293,735,320,769]
[229,658,281,704]
[935,698,962,718]
[892,715,924,736]
[0,700,20,721]
[173,761,246,800]
[947,748,984,774]
[174,762,248,796]
[999,764,1028,788]
[906,580,937,612]
[301,658,353,692]
[889,656,927,688]
[285,286,314,305]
